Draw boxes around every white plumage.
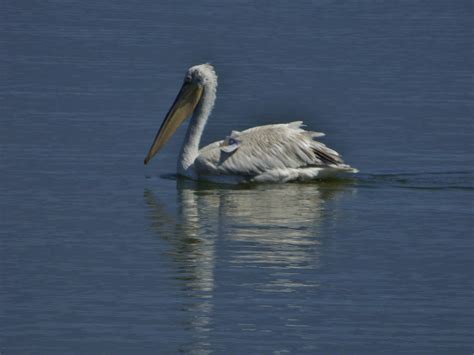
[144,64,357,183]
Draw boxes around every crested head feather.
[186,63,218,88]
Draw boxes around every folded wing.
[195,121,353,177]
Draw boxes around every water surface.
[1,0,473,353]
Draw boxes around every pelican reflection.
[145,179,352,283]
[144,179,353,350]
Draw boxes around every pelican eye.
[228,138,236,145]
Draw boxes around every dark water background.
[1,0,473,353]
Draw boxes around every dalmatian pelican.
[144,64,357,183]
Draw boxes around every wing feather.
[195,121,349,177]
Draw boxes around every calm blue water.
[1,0,473,353]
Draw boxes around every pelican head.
[144,64,217,165]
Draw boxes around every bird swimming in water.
[144,64,357,184]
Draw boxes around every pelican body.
[144,64,357,183]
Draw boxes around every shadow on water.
[143,178,354,352]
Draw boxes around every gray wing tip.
[340,166,358,173]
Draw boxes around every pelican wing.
[195,121,352,177]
